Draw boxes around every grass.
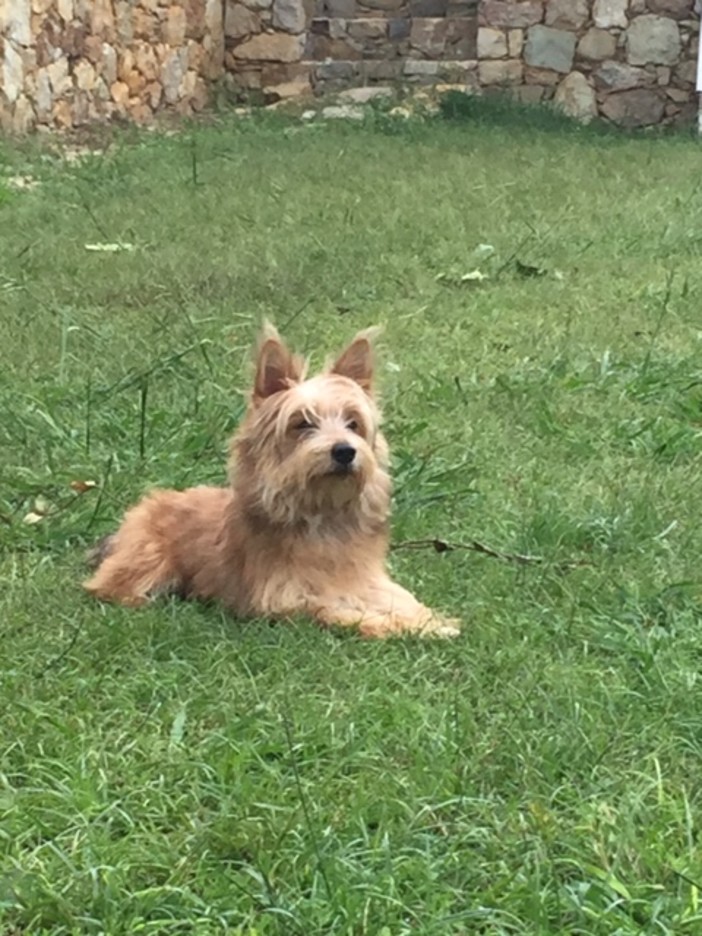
[1,102,702,934]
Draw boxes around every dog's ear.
[330,327,381,395]
[253,322,305,402]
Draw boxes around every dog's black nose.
[331,443,356,467]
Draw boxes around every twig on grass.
[391,537,589,572]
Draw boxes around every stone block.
[524,25,576,73]
[222,60,263,85]
[20,46,36,82]
[347,19,387,40]
[94,76,110,100]
[478,26,507,58]
[317,0,357,14]
[404,58,440,74]
[593,59,648,89]
[410,19,447,57]
[138,9,159,41]
[447,0,478,14]
[359,0,405,10]
[164,5,187,45]
[90,0,115,41]
[478,58,523,84]
[6,0,32,46]
[512,83,545,103]
[205,0,225,38]
[666,86,690,101]
[388,18,411,39]
[234,31,306,60]
[577,28,617,62]
[553,70,597,121]
[480,1,543,28]
[442,58,478,74]
[47,57,71,95]
[544,0,589,30]
[524,65,560,84]
[118,48,134,83]
[2,42,24,104]
[328,18,348,39]
[600,87,666,126]
[129,99,155,123]
[134,41,159,80]
[273,0,307,34]
[626,14,681,66]
[113,2,133,44]
[184,0,206,40]
[592,0,627,29]
[60,22,88,58]
[339,84,393,101]
[305,34,362,58]
[52,98,73,128]
[33,22,55,69]
[361,59,402,79]
[261,60,310,82]
[315,59,356,78]
[674,59,696,83]
[508,29,524,57]
[102,42,118,83]
[647,0,691,19]
[162,46,188,101]
[125,68,146,95]
[110,79,129,106]
[74,58,97,91]
[446,18,477,57]
[226,4,261,37]
[83,35,103,65]
[35,67,53,118]
[410,0,448,14]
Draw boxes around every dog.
[84,324,461,639]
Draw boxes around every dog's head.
[232,324,391,529]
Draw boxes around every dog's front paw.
[420,615,461,639]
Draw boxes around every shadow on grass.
[437,89,698,142]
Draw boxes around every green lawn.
[2,105,702,934]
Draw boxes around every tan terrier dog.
[84,325,461,639]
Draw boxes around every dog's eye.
[294,419,314,432]
[347,420,359,432]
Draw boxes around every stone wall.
[222,0,312,99]
[222,0,478,98]
[476,0,699,127]
[0,0,699,131]
[0,0,223,132]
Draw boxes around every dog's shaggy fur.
[84,325,460,639]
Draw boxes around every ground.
[1,102,702,935]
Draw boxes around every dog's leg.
[83,492,183,607]
[314,581,461,639]
[86,534,116,570]
[84,547,178,607]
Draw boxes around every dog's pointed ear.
[330,326,381,395]
[253,322,305,402]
